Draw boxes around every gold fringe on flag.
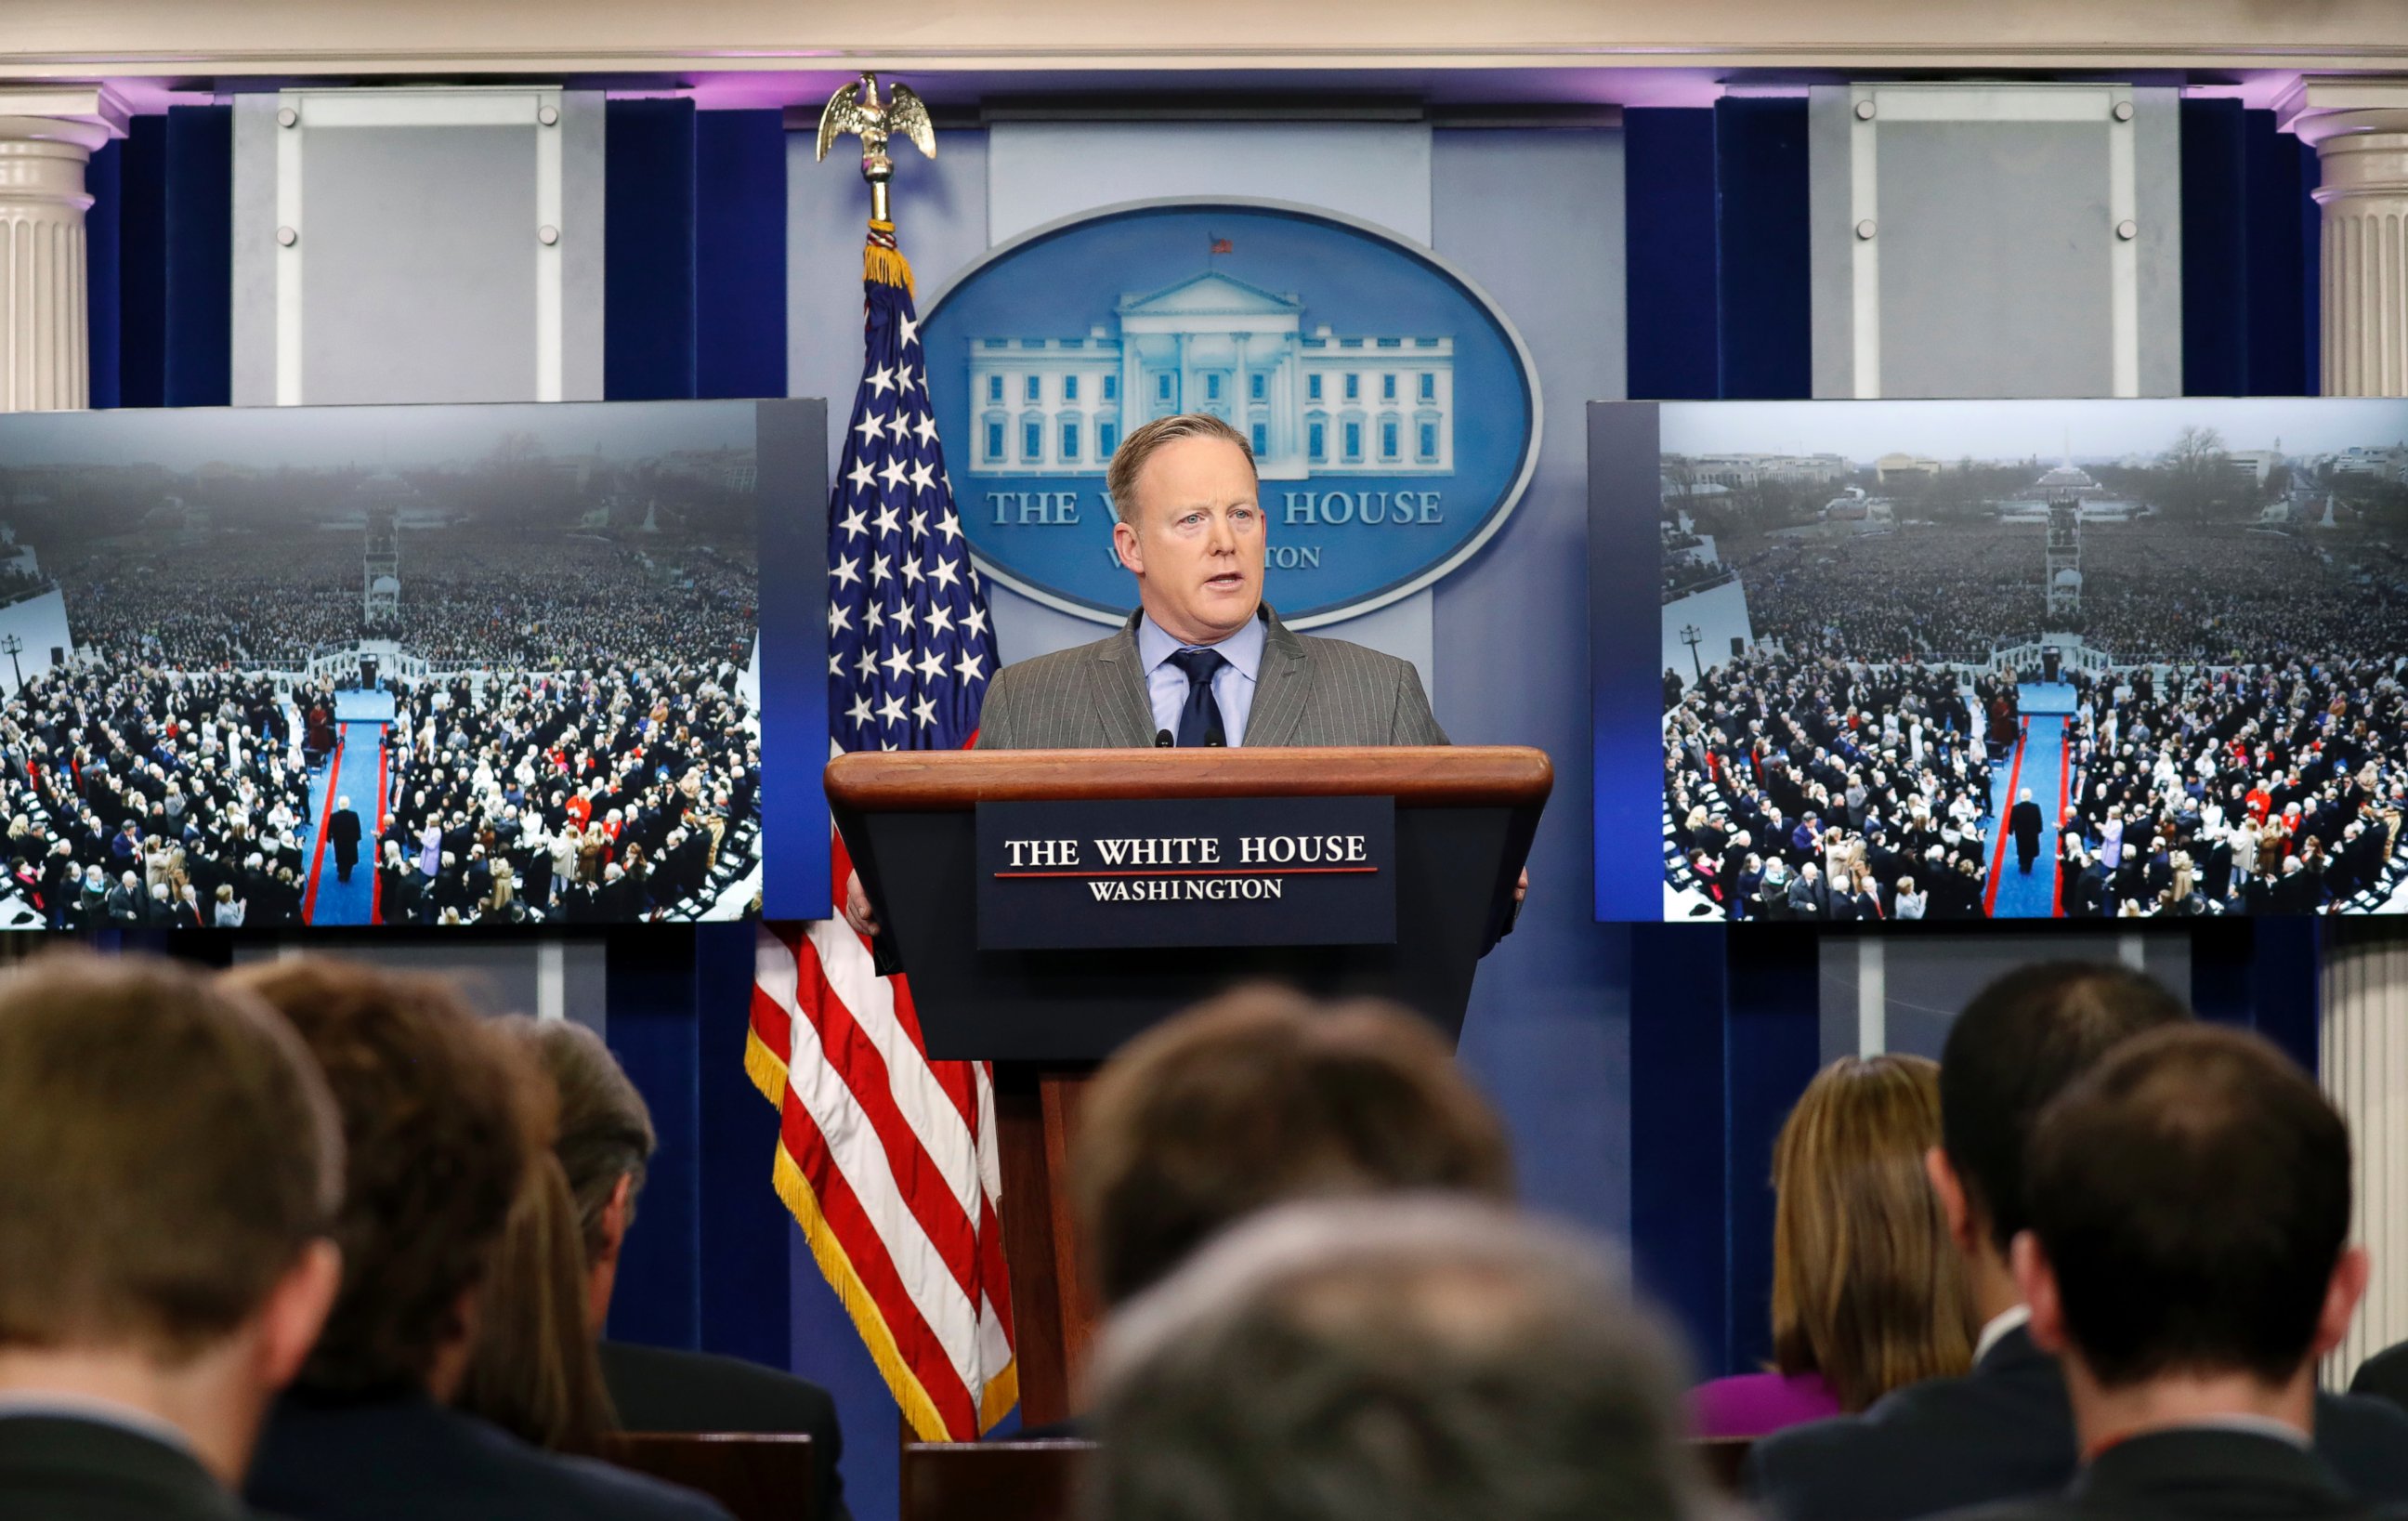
[864,218,915,296]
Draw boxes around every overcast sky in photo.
[1656,397,2408,465]
[0,400,762,472]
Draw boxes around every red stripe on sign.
[993,866,1378,879]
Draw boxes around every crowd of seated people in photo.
[0,662,322,928]
[6,950,2407,1521]
[1667,520,2408,918]
[375,666,759,924]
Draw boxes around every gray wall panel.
[301,124,538,404]
[2133,87,2185,398]
[1431,126,1629,1242]
[1878,121,2113,399]
[1809,87,1860,401]
[557,90,607,402]
[229,95,280,407]
[1810,84,2182,401]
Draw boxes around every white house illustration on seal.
[966,269,1455,481]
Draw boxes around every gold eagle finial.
[817,72,936,225]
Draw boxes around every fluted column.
[0,90,121,413]
[2282,78,2408,397]
[2322,923,2408,1387]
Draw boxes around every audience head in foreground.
[1930,961,2191,1320]
[1698,1053,1972,1437]
[499,1016,656,1337]
[1075,985,1513,1309]
[229,958,537,1402]
[0,953,342,1504]
[231,958,729,1521]
[2021,1025,2362,1449]
[1089,1197,1706,1521]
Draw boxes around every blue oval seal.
[921,200,1540,627]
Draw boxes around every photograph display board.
[0,399,818,930]
[1596,398,2408,924]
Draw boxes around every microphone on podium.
[1155,729,1174,748]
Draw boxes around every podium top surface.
[826,744,1552,812]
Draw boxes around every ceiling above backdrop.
[7,0,2408,117]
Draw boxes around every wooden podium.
[826,745,1551,1423]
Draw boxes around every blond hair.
[1106,413,1256,525]
[1770,1054,1973,1410]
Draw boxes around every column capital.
[2275,74,2408,147]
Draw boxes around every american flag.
[747,221,1016,1441]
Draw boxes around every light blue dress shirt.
[1137,610,1265,747]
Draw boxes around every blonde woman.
[1692,1055,1974,1436]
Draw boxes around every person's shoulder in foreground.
[597,1341,842,1449]
[1931,1426,2408,1521]
[1745,1318,2074,1521]
[253,1386,728,1521]
[2352,1340,2408,1413]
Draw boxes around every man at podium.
[973,413,1447,752]
[844,412,1474,938]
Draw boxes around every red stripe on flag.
[828,833,981,1137]
[790,919,987,1302]
[778,1080,980,1436]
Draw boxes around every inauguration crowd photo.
[0,402,765,928]
[1660,397,2408,922]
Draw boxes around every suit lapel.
[1242,606,1311,749]
[1090,612,1159,747]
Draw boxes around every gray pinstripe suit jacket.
[975,606,1448,750]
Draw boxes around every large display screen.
[0,399,820,930]
[1595,397,2408,924]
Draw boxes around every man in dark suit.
[0,954,343,1521]
[1943,1027,2380,1521]
[233,959,732,1521]
[327,794,362,884]
[503,1016,851,1521]
[1748,962,2408,1521]
[2009,788,2045,875]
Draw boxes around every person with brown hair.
[1074,984,1514,1312]
[0,952,343,1521]
[231,959,728,1521]
[1694,1055,1972,1438]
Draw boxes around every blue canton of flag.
[827,262,995,754]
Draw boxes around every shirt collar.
[1137,610,1266,682]
[0,1391,200,1458]
[2161,1414,2311,1449]
[1974,1304,2033,1366]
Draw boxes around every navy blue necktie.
[1168,648,1228,748]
